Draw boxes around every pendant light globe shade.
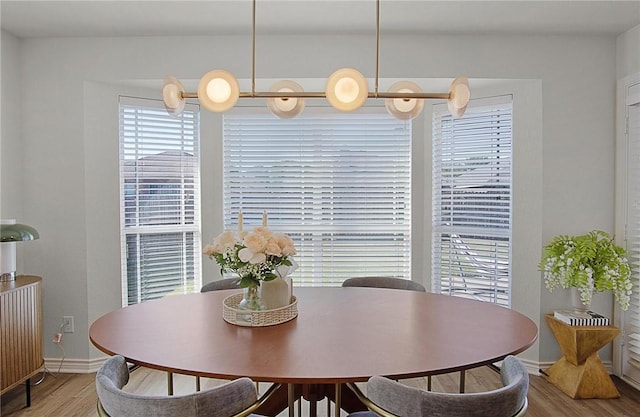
[325,68,369,112]
[267,80,306,119]
[447,76,470,118]
[162,76,186,116]
[197,70,240,112]
[385,81,424,120]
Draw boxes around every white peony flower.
[238,247,255,263]
[205,224,297,288]
[249,252,267,265]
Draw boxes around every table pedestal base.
[255,383,368,417]
[546,353,619,399]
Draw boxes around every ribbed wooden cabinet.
[1,275,43,406]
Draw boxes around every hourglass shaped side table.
[544,314,620,399]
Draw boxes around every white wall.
[1,32,617,367]
[617,24,640,80]
[1,31,25,266]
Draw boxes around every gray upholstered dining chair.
[96,355,276,417]
[201,277,241,292]
[341,276,426,292]
[346,355,529,417]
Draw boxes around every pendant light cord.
[252,0,256,96]
[375,0,380,97]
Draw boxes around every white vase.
[570,287,590,311]
[261,277,291,310]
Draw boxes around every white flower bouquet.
[538,230,633,310]
[203,226,297,288]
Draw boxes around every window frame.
[118,96,202,306]
[431,94,514,307]
[221,106,413,286]
[615,73,640,388]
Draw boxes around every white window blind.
[119,97,201,306]
[624,82,640,384]
[432,96,513,307]
[223,109,411,286]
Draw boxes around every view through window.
[119,97,201,305]
[223,109,412,286]
[432,96,513,307]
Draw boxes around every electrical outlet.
[62,316,74,333]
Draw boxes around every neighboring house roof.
[123,150,197,181]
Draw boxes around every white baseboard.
[44,356,107,374]
[521,358,547,375]
[621,375,640,391]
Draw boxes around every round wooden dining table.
[90,287,537,416]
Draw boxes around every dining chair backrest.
[96,355,258,417]
[201,278,241,292]
[341,276,426,292]
[356,355,529,417]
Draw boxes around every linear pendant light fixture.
[162,0,470,120]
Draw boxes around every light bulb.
[276,91,297,111]
[207,78,232,103]
[385,81,424,120]
[326,68,368,112]
[335,77,360,104]
[393,96,417,112]
[267,80,305,119]
[197,70,239,112]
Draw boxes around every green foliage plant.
[538,230,633,310]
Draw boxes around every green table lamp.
[1,220,39,282]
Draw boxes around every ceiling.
[1,1,639,39]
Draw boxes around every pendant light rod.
[181,91,450,100]
[240,91,451,99]
[179,89,450,100]
[252,0,256,96]
[178,89,454,101]
[374,0,380,97]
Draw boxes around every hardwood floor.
[2,366,640,416]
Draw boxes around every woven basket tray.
[222,293,298,327]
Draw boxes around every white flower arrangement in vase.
[203,226,297,289]
[538,230,633,310]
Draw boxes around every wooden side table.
[544,313,620,399]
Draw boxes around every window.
[119,97,201,306]
[431,96,513,307]
[622,80,640,386]
[223,109,411,286]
